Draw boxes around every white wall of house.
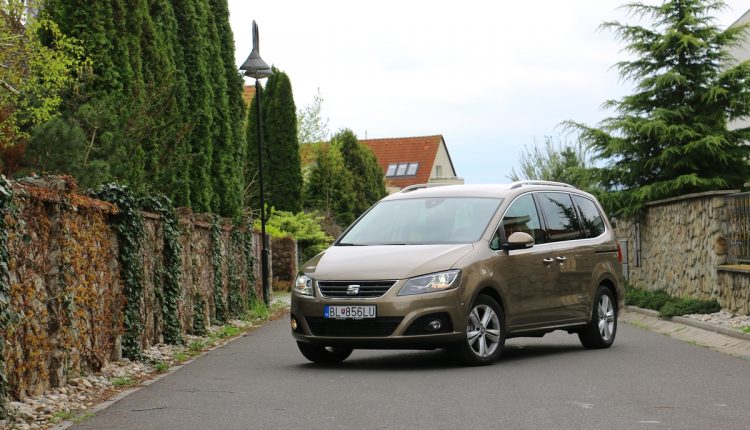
[429,140,464,184]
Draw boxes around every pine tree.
[567,0,750,215]
[262,68,302,212]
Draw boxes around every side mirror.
[502,232,534,252]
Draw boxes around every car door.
[489,193,561,329]
[535,192,590,322]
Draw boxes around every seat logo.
[346,285,360,295]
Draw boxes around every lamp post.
[240,21,273,306]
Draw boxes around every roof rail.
[509,180,576,189]
[399,183,450,193]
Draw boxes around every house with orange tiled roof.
[359,135,463,194]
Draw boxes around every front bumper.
[290,286,465,349]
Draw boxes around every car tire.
[578,286,617,349]
[296,342,353,364]
[452,294,506,366]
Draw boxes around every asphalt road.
[72,315,750,430]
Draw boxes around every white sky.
[228,0,748,184]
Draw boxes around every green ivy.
[192,293,207,336]
[0,176,15,418]
[243,219,257,304]
[210,216,226,325]
[227,228,244,318]
[141,194,183,345]
[89,183,144,360]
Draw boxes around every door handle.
[542,258,554,265]
[556,256,567,263]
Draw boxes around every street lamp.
[240,20,273,306]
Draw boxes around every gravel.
[683,310,750,331]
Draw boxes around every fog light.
[426,320,442,332]
[291,318,298,331]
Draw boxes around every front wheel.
[578,286,617,349]
[451,294,506,366]
[296,342,353,364]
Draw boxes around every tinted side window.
[573,195,605,238]
[501,194,546,245]
[537,192,582,242]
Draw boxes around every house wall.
[728,9,750,131]
[429,140,464,185]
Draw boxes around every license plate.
[324,305,376,320]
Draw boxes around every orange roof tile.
[360,135,443,188]
[242,85,256,106]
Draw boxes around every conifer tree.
[244,84,263,210]
[172,0,215,212]
[567,0,750,215]
[262,68,302,212]
[146,0,193,207]
[334,129,386,216]
[209,0,246,218]
[304,144,356,226]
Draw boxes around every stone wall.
[1,178,281,398]
[615,190,750,314]
[271,236,297,291]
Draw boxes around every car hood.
[301,244,475,280]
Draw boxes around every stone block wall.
[615,190,750,314]
[1,178,280,399]
[271,236,297,291]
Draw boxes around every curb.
[624,305,750,342]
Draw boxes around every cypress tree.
[568,0,750,215]
[172,0,215,212]
[262,68,302,212]
[37,0,147,190]
[244,84,263,211]
[209,0,246,218]
[145,0,193,207]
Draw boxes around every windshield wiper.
[337,242,366,246]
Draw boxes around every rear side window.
[501,194,546,245]
[573,195,605,238]
[537,192,583,242]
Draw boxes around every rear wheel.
[452,294,505,366]
[578,286,617,349]
[296,342,353,364]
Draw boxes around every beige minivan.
[291,181,623,365]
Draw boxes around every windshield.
[338,197,503,245]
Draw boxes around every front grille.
[305,317,403,337]
[318,280,397,298]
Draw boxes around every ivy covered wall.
[0,176,266,405]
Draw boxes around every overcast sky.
[227,0,748,184]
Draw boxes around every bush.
[624,285,671,310]
[625,284,721,317]
[256,209,333,263]
[659,299,721,317]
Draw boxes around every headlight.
[294,273,314,296]
[398,270,461,296]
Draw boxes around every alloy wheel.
[598,294,615,342]
[466,304,501,358]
